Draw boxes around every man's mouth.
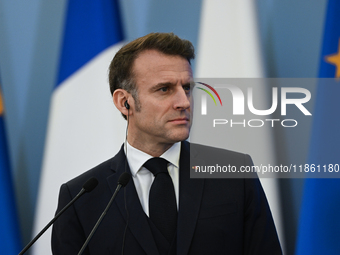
[169,117,190,124]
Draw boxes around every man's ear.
[113,89,130,117]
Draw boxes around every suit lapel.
[106,145,159,255]
[177,142,205,255]
[105,142,205,255]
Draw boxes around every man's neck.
[127,138,174,157]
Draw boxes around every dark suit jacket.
[52,141,282,254]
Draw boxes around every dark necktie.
[144,157,177,243]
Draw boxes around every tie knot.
[144,157,169,176]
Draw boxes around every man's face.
[128,49,193,150]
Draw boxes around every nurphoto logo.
[195,81,312,128]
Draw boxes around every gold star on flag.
[0,91,3,116]
[325,38,340,78]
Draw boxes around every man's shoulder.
[188,142,246,155]
[64,144,125,190]
[64,157,113,189]
[186,141,252,162]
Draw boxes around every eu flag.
[296,0,340,254]
[0,84,22,254]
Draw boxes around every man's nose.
[173,87,191,110]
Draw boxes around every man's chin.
[170,130,190,143]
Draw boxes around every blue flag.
[57,0,123,85]
[295,0,340,254]
[0,85,22,254]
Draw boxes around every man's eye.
[183,85,191,92]
[160,87,168,92]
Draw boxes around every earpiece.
[124,101,130,110]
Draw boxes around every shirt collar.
[126,142,181,177]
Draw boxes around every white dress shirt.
[126,142,180,217]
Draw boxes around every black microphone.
[19,177,98,255]
[78,172,131,255]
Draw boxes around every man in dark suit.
[52,32,282,254]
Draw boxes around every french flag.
[33,1,125,253]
